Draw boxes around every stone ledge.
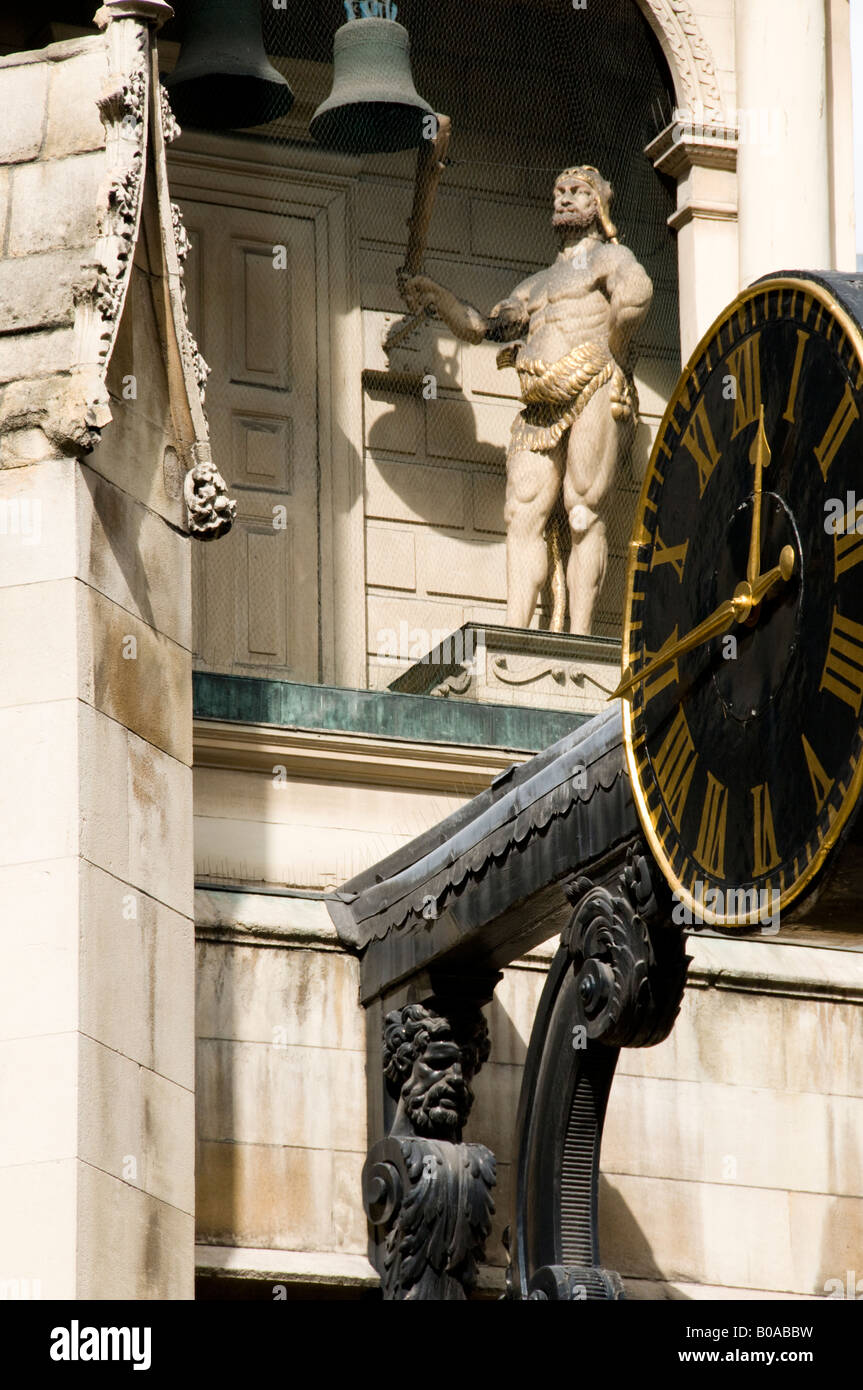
[195,1244,377,1288]
[623,1277,817,1302]
[194,886,561,972]
[686,933,863,1004]
[0,37,98,70]
[195,888,341,949]
[194,1243,507,1295]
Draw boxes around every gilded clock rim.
[621,276,863,928]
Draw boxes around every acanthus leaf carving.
[563,843,689,1049]
[508,841,690,1300]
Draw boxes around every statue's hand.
[401,274,440,315]
[496,343,520,370]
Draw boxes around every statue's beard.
[553,208,601,239]
[404,1074,467,1138]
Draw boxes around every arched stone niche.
[633,0,739,360]
[634,0,724,120]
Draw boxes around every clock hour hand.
[749,543,795,604]
[747,405,772,586]
[612,546,796,703]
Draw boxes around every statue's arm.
[603,247,653,364]
[401,275,530,345]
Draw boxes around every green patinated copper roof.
[193,672,587,752]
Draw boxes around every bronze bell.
[163,0,293,131]
[311,17,434,154]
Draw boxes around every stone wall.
[0,26,197,1299]
[194,863,863,1298]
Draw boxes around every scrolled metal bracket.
[527,1264,625,1301]
[507,841,690,1300]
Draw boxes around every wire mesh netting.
[177,0,680,689]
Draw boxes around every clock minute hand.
[611,546,796,703]
[612,598,740,702]
[747,406,772,586]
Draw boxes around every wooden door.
[181,201,319,682]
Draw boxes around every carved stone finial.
[93,1,174,29]
[183,454,237,541]
[364,1001,496,1299]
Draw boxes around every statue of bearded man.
[403,166,653,634]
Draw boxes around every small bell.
[163,0,293,131]
[311,16,434,154]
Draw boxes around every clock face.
[622,277,863,926]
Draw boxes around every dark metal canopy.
[328,704,640,1000]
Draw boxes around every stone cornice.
[94,1,174,28]
[667,201,737,231]
[193,717,527,792]
[645,119,738,178]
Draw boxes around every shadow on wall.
[817,1196,862,1301]
[464,984,696,1293]
[599,1174,693,1299]
[363,356,649,648]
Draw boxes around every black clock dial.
[622,277,863,926]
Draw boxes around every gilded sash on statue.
[498,340,638,453]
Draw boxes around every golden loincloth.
[498,340,638,453]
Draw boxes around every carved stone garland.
[507,843,690,1300]
[66,22,150,452]
[155,82,235,538]
[75,8,236,541]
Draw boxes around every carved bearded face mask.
[402,1037,470,1137]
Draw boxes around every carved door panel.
[181,200,319,681]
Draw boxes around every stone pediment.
[0,3,234,538]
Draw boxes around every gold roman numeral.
[751,782,780,875]
[641,626,680,706]
[653,706,697,831]
[834,506,863,579]
[801,733,833,815]
[650,530,689,583]
[814,383,859,480]
[783,329,810,424]
[726,333,762,439]
[820,609,863,715]
[694,773,728,877]
[681,398,722,496]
